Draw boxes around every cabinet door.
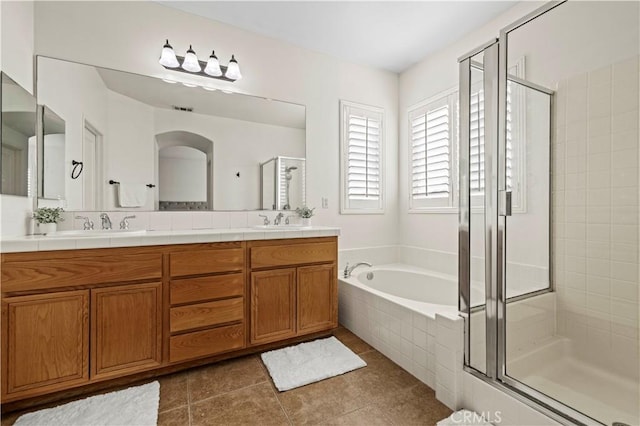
[297,264,337,334]
[250,269,296,344]
[91,283,162,379]
[2,290,89,399]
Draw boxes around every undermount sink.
[44,229,147,238]
[252,224,311,230]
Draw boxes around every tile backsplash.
[57,210,305,232]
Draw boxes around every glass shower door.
[499,2,640,425]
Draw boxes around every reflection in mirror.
[1,72,36,197]
[39,105,66,200]
[36,56,306,211]
[260,156,306,210]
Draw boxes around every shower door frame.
[459,1,608,424]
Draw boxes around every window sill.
[408,207,458,214]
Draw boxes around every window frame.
[408,87,459,213]
[407,57,527,215]
[339,100,385,214]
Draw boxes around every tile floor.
[1,327,452,426]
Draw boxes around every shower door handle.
[499,190,512,217]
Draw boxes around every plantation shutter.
[409,92,456,210]
[347,114,380,200]
[340,101,384,213]
[469,86,514,195]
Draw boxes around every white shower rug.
[261,336,367,391]
[14,381,160,426]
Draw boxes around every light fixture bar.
[161,55,237,82]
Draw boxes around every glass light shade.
[225,55,242,80]
[159,40,180,68]
[182,45,201,73]
[204,51,222,77]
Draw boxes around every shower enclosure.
[459,2,639,425]
[260,156,306,210]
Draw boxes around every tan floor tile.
[158,406,190,426]
[321,405,394,426]
[159,372,189,412]
[333,327,374,355]
[191,382,289,426]
[189,355,268,403]
[277,375,367,425]
[375,383,452,426]
[343,351,420,402]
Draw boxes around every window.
[409,89,458,211]
[470,59,526,211]
[408,58,526,213]
[340,100,384,213]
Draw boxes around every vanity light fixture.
[159,40,242,82]
[159,39,180,68]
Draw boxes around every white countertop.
[0,226,340,253]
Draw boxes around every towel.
[118,183,148,208]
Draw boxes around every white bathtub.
[338,263,463,395]
[341,263,460,319]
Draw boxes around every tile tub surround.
[338,277,465,411]
[1,327,453,426]
[0,226,340,253]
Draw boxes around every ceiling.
[96,68,306,129]
[158,1,518,73]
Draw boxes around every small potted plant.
[33,207,65,234]
[295,205,315,226]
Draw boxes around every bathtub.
[341,263,460,318]
[338,263,463,395]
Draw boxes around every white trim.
[339,100,385,215]
[407,87,458,213]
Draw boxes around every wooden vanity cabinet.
[91,283,162,380]
[248,238,338,346]
[0,237,337,405]
[1,247,163,403]
[1,291,89,399]
[167,245,246,363]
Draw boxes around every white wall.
[398,1,544,256]
[0,0,35,237]
[159,147,207,202]
[104,90,155,210]
[33,0,399,249]
[154,108,305,210]
[37,57,109,210]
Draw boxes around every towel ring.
[71,160,83,179]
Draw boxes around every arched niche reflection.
[155,130,213,210]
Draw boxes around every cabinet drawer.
[250,242,336,269]
[170,273,244,305]
[170,298,244,333]
[1,253,162,293]
[169,324,244,363]
[170,248,244,277]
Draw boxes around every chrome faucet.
[75,216,94,230]
[285,214,297,225]
[119,215,136,230]
[343,262,373,278]
[274,212,284,225]
[99,213,112,230]
[258,214,270,225]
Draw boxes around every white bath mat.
[261,336,367,391]
[14,381,160,426]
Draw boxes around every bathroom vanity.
[0,231,338,407]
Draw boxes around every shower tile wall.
[553,55,639,377]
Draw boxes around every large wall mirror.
[1,72,36,197]
[36,56,306,211]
